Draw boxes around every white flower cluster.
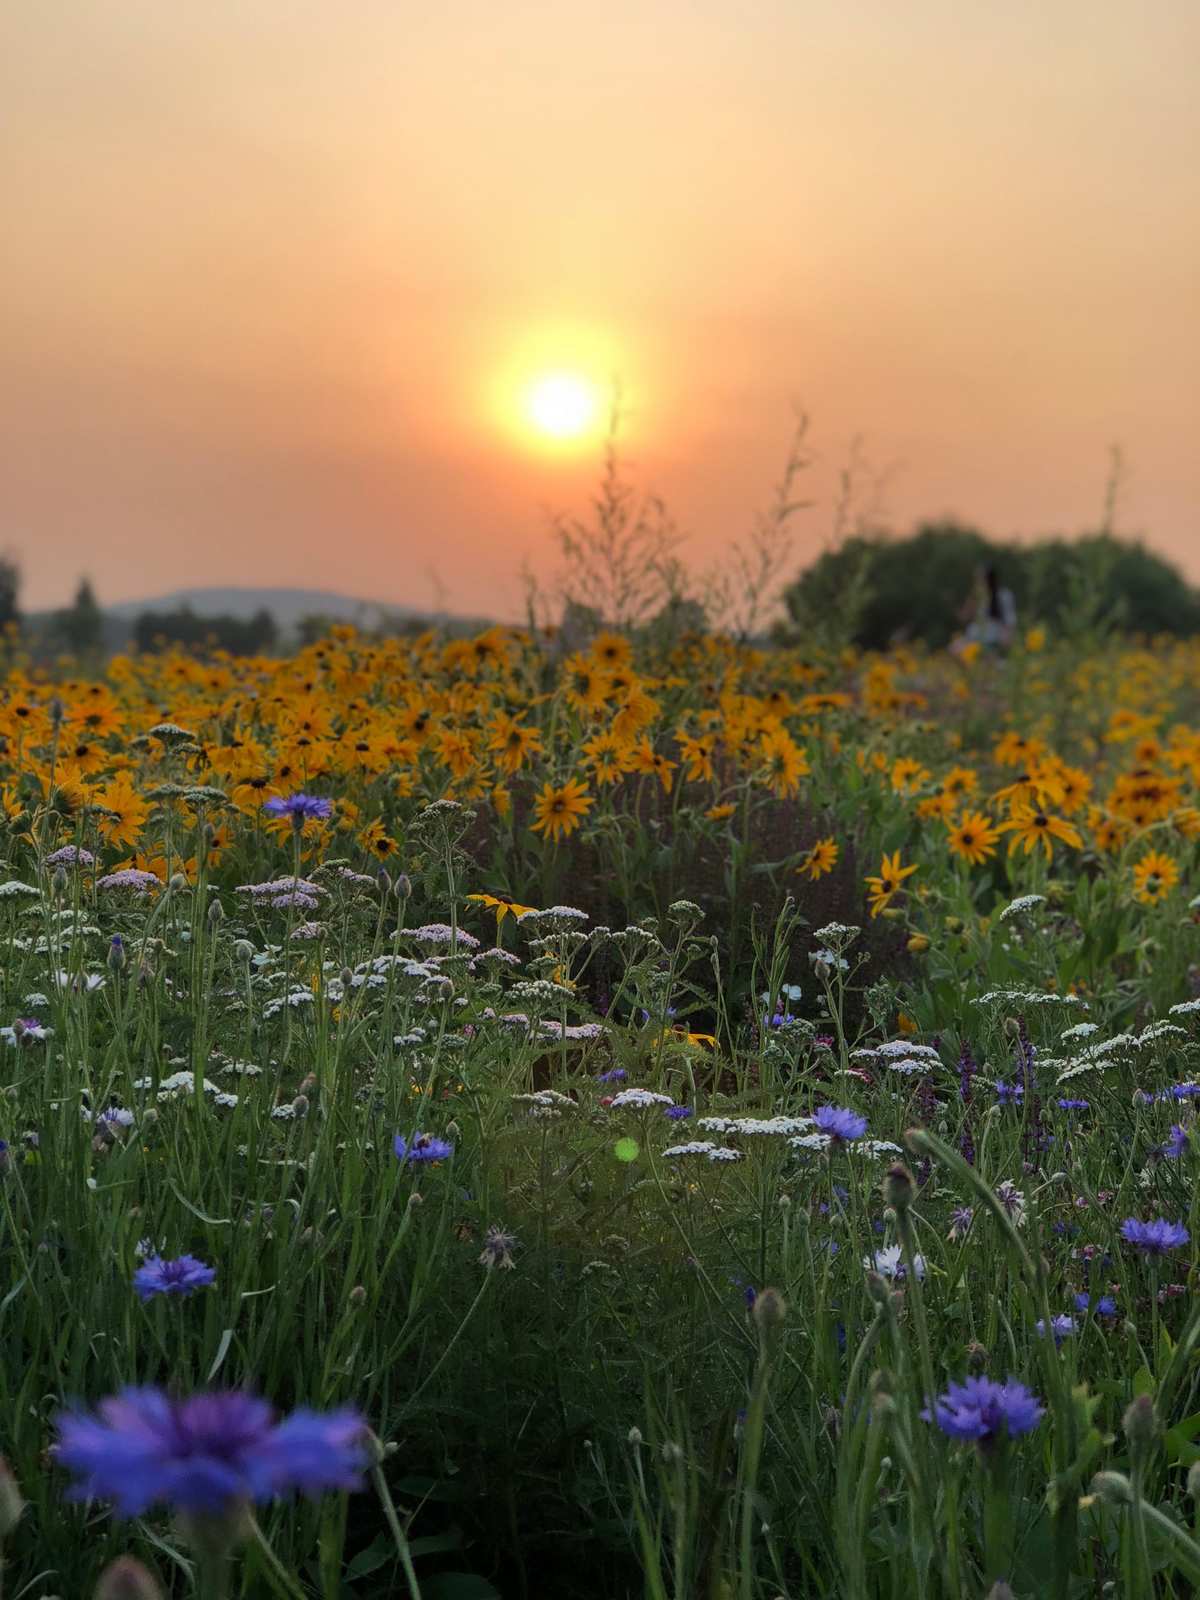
[997,894,1047,924]
[610,1088,674,1109]
[974,988,1086,1008]
[697,1114,812,1136]
[661,1141,742,1162]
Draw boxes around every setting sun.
[524,372,602,442]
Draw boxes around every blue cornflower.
[1074,1292,1118,1318]
[924,1375,1043,1442]
[1056,1098,1090,1111]
[995,1080,1024,1105]
[595,1067,627,1084]
[262,793,334,824]
[664,1105,693,1121]
[394,1131,454,1164]
[1035,1314,1077,1345]
[1161,1125,1190,1159]
[1120,1217,1190,1255]
[54,1387,366,1517]
[133,1254,216,1303]
[813,1105,868,1143]
[1166,1083,1200,1101]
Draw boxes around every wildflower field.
[6,621,1200,1599]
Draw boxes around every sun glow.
[523,371,603,442]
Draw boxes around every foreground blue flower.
[262,793,334,823]
[1120,1217,1190,1255]
[813,1104,868,1143]
[55,1388,367,1517]
[133,1254,216,1303]
[924,1375,1043,1442]
[394,1131,454,1164]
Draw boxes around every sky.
[2,0,1198,616]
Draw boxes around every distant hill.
[104,586,433,630]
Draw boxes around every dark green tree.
[52,578,104,657]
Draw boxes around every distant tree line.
[782,524,1200,651]
[131,606,278,656]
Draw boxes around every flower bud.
[107,935,126,973]
[1122,1393,1158,1449]
[984,1584,1015,1600]
[0,1458,23,1535]
[395,873,412,901]
[965,1340,989,1372]
[349,1284,367,1307]
[627,1426,643,1447]
[168,873,188,894]
[752,1286,786,1333]
[906,934,929,953]
[1187,1460,1200,1501]
[233,939,254,965]
[52,865,68,897]
[291,1094,310,1118]
[865,1270,892,1307]
[1091,1470,1133,1505]
[340,967,354,989]
[881,1163,916,1213]
[207,898,225,928]
[94,1557,164,1600]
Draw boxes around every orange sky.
[3,0,1198,615]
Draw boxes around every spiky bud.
[349,1284,367,1307]
[207,898,225,928]
[233,939,254,965]
[168,873,187,894]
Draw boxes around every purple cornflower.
[1056,1098,1090,1111]
[595,1067,627,1084]
[1035,1314,1077,1346]
[813,1105,868,1144]
[1160,1125,1190,1159]
[262,793,334,825]
[948,1206,974,1241]
[1074,1292,1118,1318]
[1120,1217,1190,1255]
[995,1080,1024,1105]
[664,1105,693,1120]
[54,1387,366,1517]
[924,1375,1043,1442]
[133,1255,216,1303]
[393,1131,454,1164]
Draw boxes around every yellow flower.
[998,805,1083,860]
[797,837,839,880]
[486,713,543,776]
[630,738,677,794]
[1132,849,1179,905]
[705,802,737,822]
[758,730,808,798]
[92,771,151,852]
[864,850,918,917]
[1024,626,1046,652]
[531,778,594,842]
[466,892,538,925]
[946,810,1001,866]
